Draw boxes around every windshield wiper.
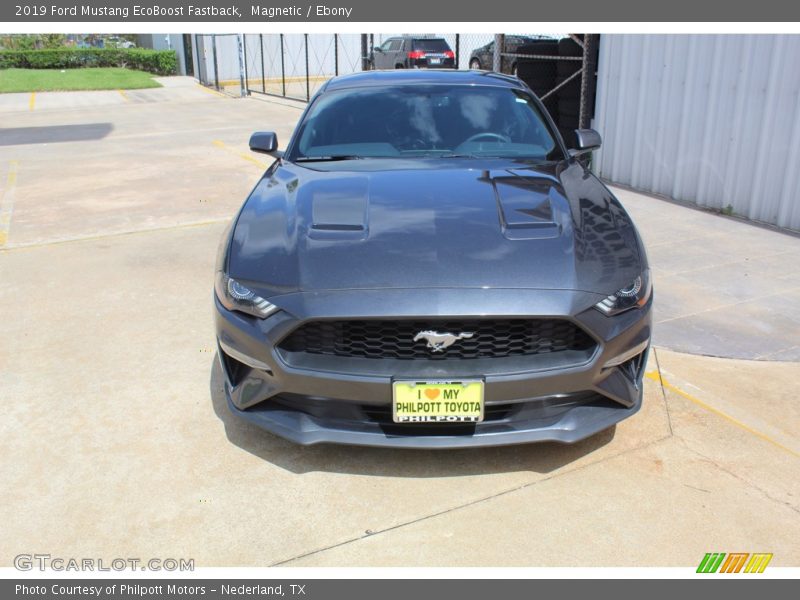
[294,155,364,162]
[440,153,502,159]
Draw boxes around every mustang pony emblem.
[413,330,474,352]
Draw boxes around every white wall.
[138,34,187,75]
[594,34,800,231]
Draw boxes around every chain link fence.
[193,33,599,135]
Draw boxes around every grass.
[0,68,162,93]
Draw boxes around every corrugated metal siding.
[594,35,800,230]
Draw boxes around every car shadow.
[209,355,616,477]
[0,123,113,146]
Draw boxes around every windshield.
[290,85,562,161]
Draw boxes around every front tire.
[469,58,481,70]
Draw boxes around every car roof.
[321,70,524,92]
[388,35,447,40]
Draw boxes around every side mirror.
[373,46,383,53]
[569,129,602,156]
[249,131,282,158]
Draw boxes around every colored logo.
[697,553,773,573]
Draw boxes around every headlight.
[595,270,652,316]
[215,272,278,319]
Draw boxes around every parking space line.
[28,93,35,111]
[0,217,230,252]
[0,160,19,247]
[117,89,129,102]
[645,370,800,459]
[212,140,269,168]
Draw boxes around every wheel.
[469,58,481,70]
[395,63,405,69]
[558,114,580,129]
[511,62,518,77]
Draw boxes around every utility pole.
[236,33,246,98]
[492,34,504,72]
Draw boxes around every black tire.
[556,37,583,83]
[555,72,581,100]
[517,61,554,75]
[558,114,580,129]
[558,36,583,56]
[556,60,581,78]
[395,63,404,69]
[555,72,582,85]
[469,58,481,70]
[516,62,555,85]
[558,98,581,118]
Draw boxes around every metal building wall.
[594,35,800,230]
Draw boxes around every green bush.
[0,34,66,50]
[0,48,177,75]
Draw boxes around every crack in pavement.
[654,282,800,326]
[270,433,675,566]
[679,438,800,517]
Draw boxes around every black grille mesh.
[278,319,595,360]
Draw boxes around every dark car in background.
[215,70,652,448]
[469,35,551,74]
[372,36,455,69]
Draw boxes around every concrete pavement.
[0,77,302,248]
[0,82,797,567]
[616,187,800,360]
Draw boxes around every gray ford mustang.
[214,70,652,448]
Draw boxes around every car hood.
[228,159,645,298]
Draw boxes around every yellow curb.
[646,370,799,458]
[196,84,227,98]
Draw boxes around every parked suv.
[469,35,549,75]
[372,36,455,69]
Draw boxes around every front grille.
[278,319,595,360]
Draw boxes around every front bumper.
[214,287,652,449]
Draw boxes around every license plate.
[429,58,442,65]
[392,380,484,423]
